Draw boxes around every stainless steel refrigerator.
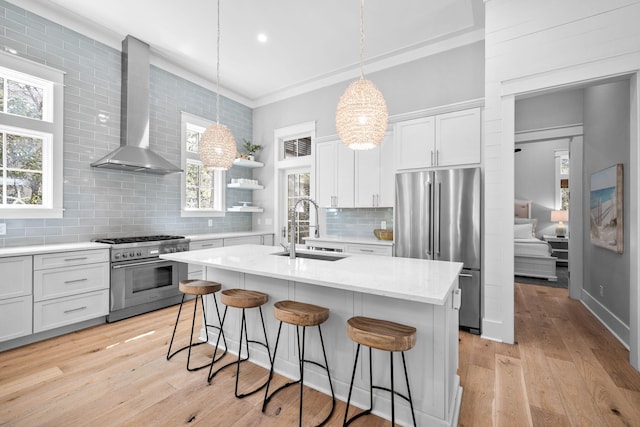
[395,167,481,334]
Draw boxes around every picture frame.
[590,164,623,253]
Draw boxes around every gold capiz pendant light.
[336,0,388,150]
[199,0,237,170]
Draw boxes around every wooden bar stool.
[166,279,227,371]
[343,316,417,427]
[207,288,271,399]
[262,300,335,427]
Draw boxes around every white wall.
[484,0,640,369]
[515,139,570,237]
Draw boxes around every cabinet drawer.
[189,239,223,251]
[224,236,261,246]
[34,289,109,333]
[0,255,32,299]
[344,244,392,256]
[34,263,109,302]
[0,295,32,342]
[34,249,109,270]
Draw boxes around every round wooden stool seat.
[273,300,329,327]
[178,279,222,295]
[347,316,417,352]
[221,288,268,308]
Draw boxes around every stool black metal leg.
[299,326,306,427]
[390,351,395,425]
[207,305,230,382]
[261,320,284,412]
[345,343,373,426]
[402,351,417,427]
[166,294,186,360]
[316,324,335,426]
[205,293,227,364]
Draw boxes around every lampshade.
[550,210,568,223]
[335,0,388,150]
[336,78,388,150]
[198,0,236,170]
[199,123,236,170]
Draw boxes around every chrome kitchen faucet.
[289,197,320,259]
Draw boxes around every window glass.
[284,137,311,159]
[286,171,311,245]
[1,131,45,206]
[6,79,44,119]
[181,113,225,215]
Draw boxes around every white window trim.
[180,112,225,217]
[0,51,64,219]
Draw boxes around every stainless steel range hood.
[91,36,182,174]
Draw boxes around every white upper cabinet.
[316,139,354,208]
[395,107,481,170]
[355,132,394,207]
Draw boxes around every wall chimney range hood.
[91,36,182,174]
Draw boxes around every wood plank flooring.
[2,282,640,426]
[459,282,640,427]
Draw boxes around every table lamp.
[550,210,568,237]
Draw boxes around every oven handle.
[112,259,174,269]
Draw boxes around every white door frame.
[501,70,640,369]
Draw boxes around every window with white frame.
[555,149,569,210]
[0,53,63,218]
[180,112,226,216]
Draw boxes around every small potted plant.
[242,138,263,161]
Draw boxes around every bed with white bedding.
[514,200,558,281]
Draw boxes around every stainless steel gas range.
[94,235,190,322]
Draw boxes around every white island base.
[162,245,462,426]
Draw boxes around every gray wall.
[583,80,630,326]
[252,41,485,231]
[0,1,254,247]
[514,139,569,237]
[515,89,584,132]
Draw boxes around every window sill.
[0,207,63,219]
[181,209,226,218]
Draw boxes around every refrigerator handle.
[427,182,433,256]
[436,182,442,256]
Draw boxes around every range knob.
[121,253,128,258]
[129,252,135,258]
[114,253,121,260]
[170,247,176,253]
[137,251,142,256]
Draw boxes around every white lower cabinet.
[0,295,33,341]
[34,290,109,333]
[33,249,110,333]
[188,239,224,279]
[344,243,393,257]
[0,256,33,342]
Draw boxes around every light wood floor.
[459,282,640,427]
[2,283,640,426]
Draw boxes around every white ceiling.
[9,0,484,107]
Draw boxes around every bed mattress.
[514,238,552,257]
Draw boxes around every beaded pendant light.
[336,0,388,150]
[199,0,236,170]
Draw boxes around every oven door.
[110,258,185,312]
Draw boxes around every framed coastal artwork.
[590,164,623,253]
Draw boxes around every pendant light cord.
[216,0,221,124]
[359,0,365,80]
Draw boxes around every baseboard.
[581,289,630,349]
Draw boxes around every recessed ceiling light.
[257,33,268,43]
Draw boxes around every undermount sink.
[271,251,346,262]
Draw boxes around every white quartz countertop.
[0,241,111,258]
[304,236,394,246]
[186,231,274,241]
[161,244,462,305]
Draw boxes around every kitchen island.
[161,244,463,426]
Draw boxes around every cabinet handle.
[376,194,380,206]
[431,150,434,166]
[64,278,89,284]
[200,243,214,248]
[64,306,87,314]
[359,249,374,253]
[64,257,88,262]
[436,149,439,165]
[372,194,375,206]
[459,273,473,278]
